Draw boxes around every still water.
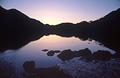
[0,35,115,73]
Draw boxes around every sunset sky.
[0,0,120,25]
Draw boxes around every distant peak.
[0,6,19,13]
[9,8,20,12]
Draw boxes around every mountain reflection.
[0,6,120,52]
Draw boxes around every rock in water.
[92,50,112,60]
[23,61,35,73]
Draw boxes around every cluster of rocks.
[43,48,120,61]
[23,48,120,78]
[58,58,120,78]
[57,48,91,61]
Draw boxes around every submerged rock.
[42,49,49,52]
[57,49,74,61]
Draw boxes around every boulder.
[74,48,92,57]
[57,49,74,61]
[47,50,61,56]
[23,61,35,73]
[47,51,55,56]
[42,49,49,52]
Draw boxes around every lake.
[0,35,115,74]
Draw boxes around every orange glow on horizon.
[39,16,63,25]
[29,10,87,25]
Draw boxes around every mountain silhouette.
[50,8,120,52]
[0,6,120,52]
[0,6,45,52]
[89,8,120,52]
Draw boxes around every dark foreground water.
[0,35,116,78]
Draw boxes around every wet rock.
[57,48,92,61]
[47,50,61,56]
[52,50,61,53]
[75,48,92,57]
[92,50,112,60]
[42,49,49,52]
[57,48,118,61]
[57,49,74,61]
[74,48,92,61]
[23,61,35,73]
[47,51,55,56]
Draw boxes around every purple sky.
[0,0,120,25]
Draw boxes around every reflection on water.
[0,35,115,74]
[24,35,115,52]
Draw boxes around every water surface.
[0,35,115,73]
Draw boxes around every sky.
[0,0,120,25]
